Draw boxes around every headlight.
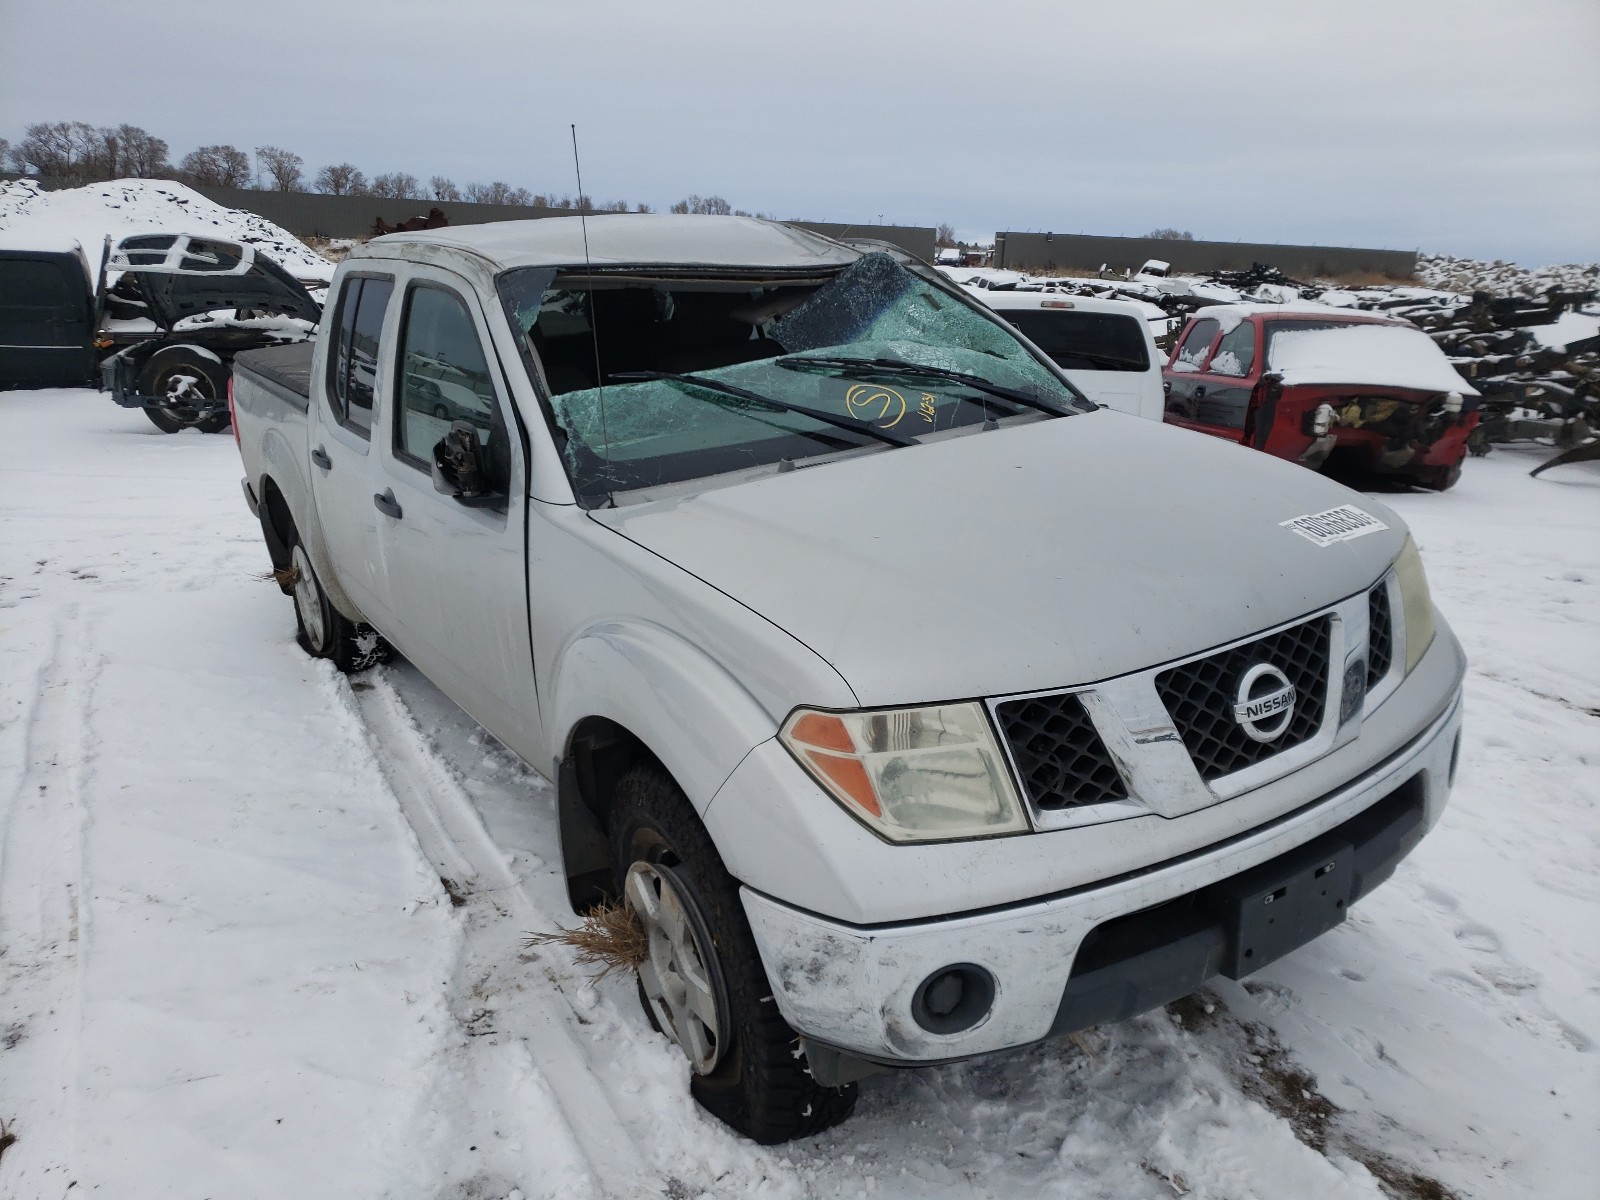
[779,703,1029,843]
[1395,535,1436,673]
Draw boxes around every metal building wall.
[992,231,1417,280]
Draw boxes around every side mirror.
[432,421,503,507]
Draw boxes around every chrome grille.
[994,692,1126,809]
[1367,584,1393,688]
[1155,616,1332,781]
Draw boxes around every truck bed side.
[232,340,315,576]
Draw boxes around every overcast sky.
[3,0,1596,264]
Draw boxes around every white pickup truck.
[230,215,1466,1144]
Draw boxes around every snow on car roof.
[1267,322,1480,396]
[357,214,863,272]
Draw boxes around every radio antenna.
[571,123,613,506]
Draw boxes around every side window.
[1209,321,1257,377]
[393,284,501,467]
[323,275,393,436]
[1172,319,1220,372]
[346,278,393,436]
[324,279,358,424]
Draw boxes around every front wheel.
[611,766,857,1143]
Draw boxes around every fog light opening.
[911,963,996,1035]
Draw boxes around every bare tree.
[634,202,654,214]
[429,175,461,202]
[465,180,528,204]
[315,162,368,196]
[1145,228,1195,241]
[13,121,103,183]
[255,145,303,191]
[110,125,169,177]
[179,144,252,188]
[370,171,423,200]
[936,222,957,247]
[670,194,733,216]
[0,138,10,171]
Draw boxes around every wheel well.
[259,476,296,578]
[558,717,666,913]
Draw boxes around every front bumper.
[740,683,1462,1067]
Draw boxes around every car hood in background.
[593,411,1407,707]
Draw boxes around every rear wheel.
[138,347,229,434]
[610,765,857,1143]
[288,539,391,673]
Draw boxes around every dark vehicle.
[101,233,322,433]
[1164,306,1481,490]
[0,245,101,389]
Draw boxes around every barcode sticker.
[1280,505,1388,547]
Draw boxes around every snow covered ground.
[1,389,1596,1200]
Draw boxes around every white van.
[966,289,1166,421]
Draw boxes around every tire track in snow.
[343,672,659,1200]
[0,604,98,1197]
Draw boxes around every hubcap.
[624,861,728,1074]
[290,545,326,650]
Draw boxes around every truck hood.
[593,409,1407,706]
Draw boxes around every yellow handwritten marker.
[919,393,937,423]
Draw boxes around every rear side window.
[0,259,75,306]
[324,275,394,437]
[1172,319,1220,371]
[393,284,500,466]
[1209,321,1256,377]
[1002,309,1149,372]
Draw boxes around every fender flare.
[547,619,785,910]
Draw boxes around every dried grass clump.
[254,566,300,588]
[524,899,647,979]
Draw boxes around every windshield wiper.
[610,371,917,448]
[774,356,1077,418]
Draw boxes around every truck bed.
[234,340,314,411]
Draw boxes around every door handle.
[311,445,332,471]
[1194,385,1207,398]
[373,489,403,520]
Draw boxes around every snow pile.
[0,177,333,282]
[1416,252,1599,298]
[1268,323,1478,394]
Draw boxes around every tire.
[1414,462,1462,491]
[611,765,857,1143]
[138,346,229,434]
[287,538,392,673]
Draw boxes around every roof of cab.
[351,213,863,273]
[1195,303,1405,326]
[964,287,1158,319]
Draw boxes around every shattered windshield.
[497,253,1091,502]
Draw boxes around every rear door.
[370,264,541,750]
[0,252,96,388]
[308,270,397,625]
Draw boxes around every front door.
[1164,316,1261,442]
[371,266,542,758]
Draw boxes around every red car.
[1162,307,1479,490]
